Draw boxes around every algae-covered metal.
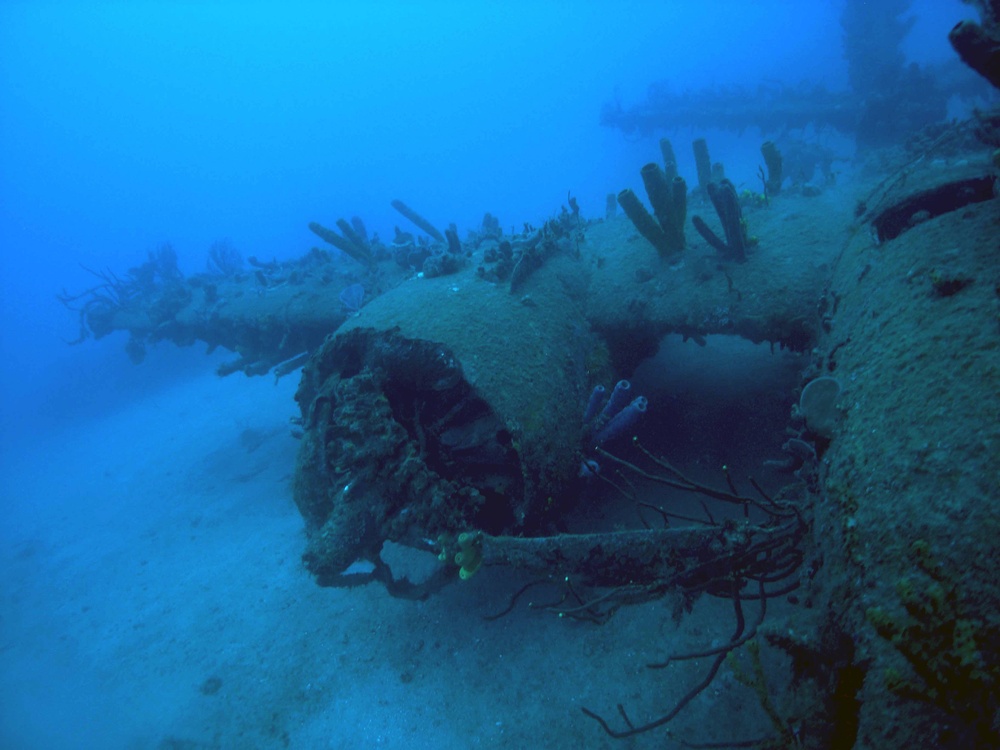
[293,253,609,585]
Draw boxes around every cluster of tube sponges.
[616,139,687,259]
[583,379,648,446]
[616,137,779,264]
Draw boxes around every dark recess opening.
[872,175,996,243]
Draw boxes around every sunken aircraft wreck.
[63,0,1000,734]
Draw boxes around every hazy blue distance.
[0,1,968,432]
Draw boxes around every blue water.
[0,1,966,429]
[0,2,977,748]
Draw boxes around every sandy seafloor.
[1,336,800,750]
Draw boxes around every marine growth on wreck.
[38,2,1000,748]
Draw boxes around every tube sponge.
[692,179,748,263]
[659,137,678,181]
[692,138,713,191]
[600,380,632,423]
[583,385,608,425]
[760,141,783,195]
[617,188,673,258]
[309,221,372,268]
[639,164,686,256]
[454,531,483,580]
[596,396,648,445]
[391,199,446,244]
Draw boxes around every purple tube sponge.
[596,396,647,445]
[599,380,632,423]
[582,385,608,425]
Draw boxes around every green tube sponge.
[436,531,484,580]
[454,531,483,580]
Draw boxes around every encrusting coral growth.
[56,37,1000,742]
[866,540,999,746]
